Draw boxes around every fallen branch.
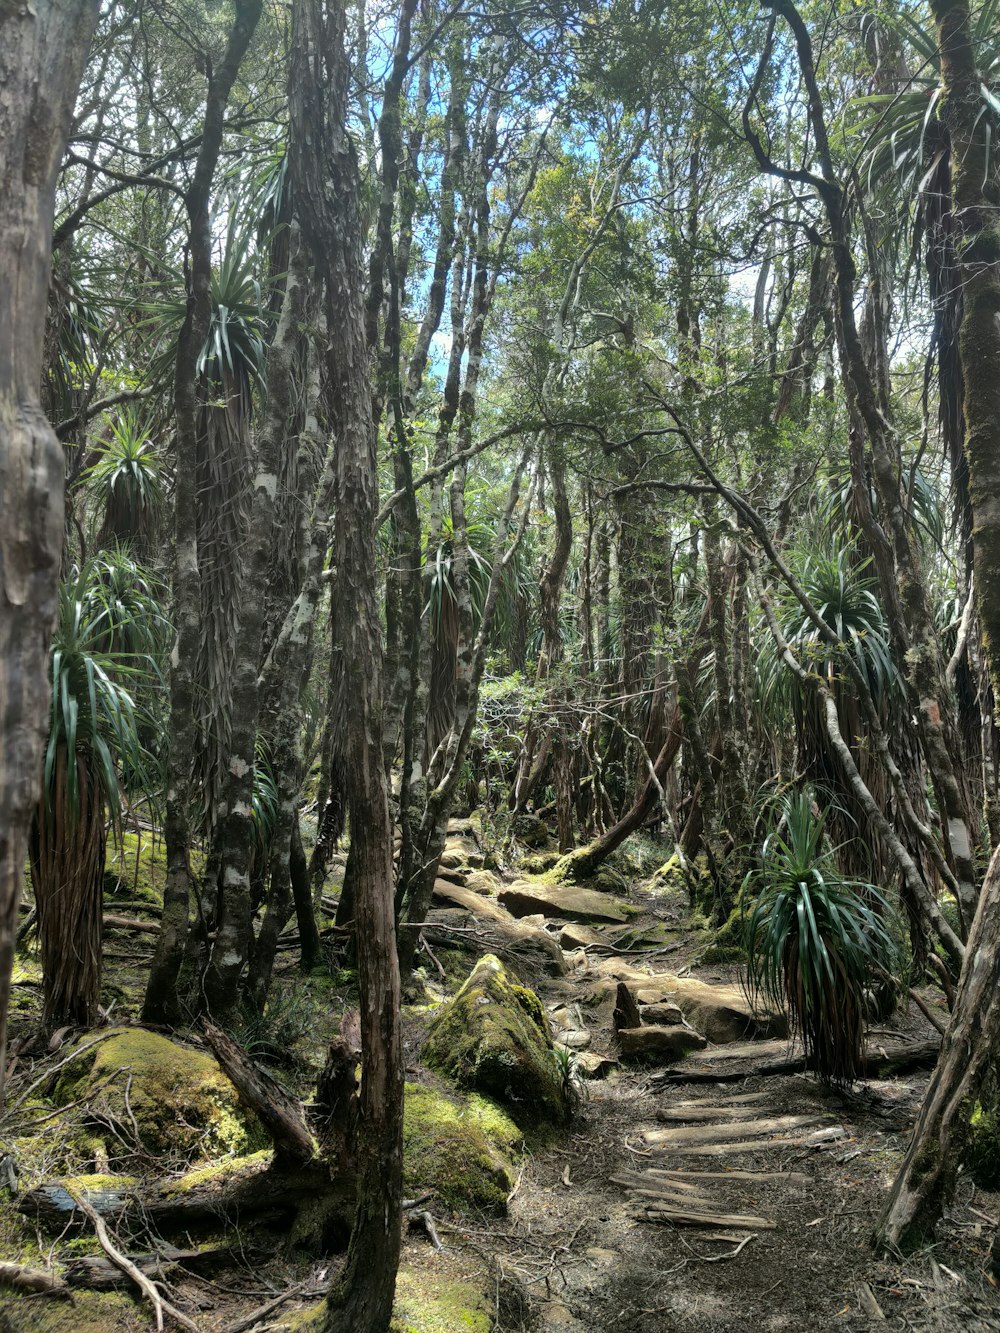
[218,1278,309,1333]
[68,1188,200,1332]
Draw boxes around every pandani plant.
[28,558,163,1027]
[740,789,899,1086]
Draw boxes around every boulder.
[665,975,787,1044]
[559,922,607,950]
[55,1027,264,1161]
[511,812,553,848]
[427,902,566,977]
[616,1025,707,1064]
[573,1052,619,1080]
[464,868,501,896]
[423,955,568,1125]
[639,1002,684,1026]
[587,963,786,1044]
[499,879,629,925]
[403,1082,522,1213]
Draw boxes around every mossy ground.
[403,1081,522,1212]
[0,1290,141,1332]
[423,955,567,1127]
[103,828,204,908]
[54,1027,266,1163]
[391,1267,491,1333]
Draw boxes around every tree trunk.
[0,0,101,1095]
[143,0,264,1025]
[291,1,403,1326]
[876,0,1000,1251]
[876,843,1000,1249]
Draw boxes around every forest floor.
[2,830,1000,1332]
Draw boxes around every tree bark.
[0,0,101,1097]
[143,0,264,1025]
[876,0,1000,1251]
[291,2,404,1326]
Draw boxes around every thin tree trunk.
[143,0,264,1025]
[0,0,101,1095]
[291,2,403,1326]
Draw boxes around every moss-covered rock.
[55,1027,265,1162]
[423,956,567,1126]
[403,1082,522,1212]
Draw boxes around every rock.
[441,839,484,871]
[432,879,499,914]
[55,1027,264,1160]
[464,868,501,895]
[520,850,561,874]
[666,975,787,1044]
[558,1029,592,1051]
[536,1299,587,1331]
[616,1025,708,1064]
[559,922,607,949]
[436,864,469,886]
[511,812,553,848]
[574,1052,619,1080]
[587,963,786,1044]
[423,955,568,1125]
[612,981,642,1033]
[499,879,629,925]
[639,1002,684,1026]
[427,902,566,977]
[402,1082,522,1213]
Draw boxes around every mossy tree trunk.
[877,0,1000,1251]
[290,1,404,1326]
[0,0,101,1093]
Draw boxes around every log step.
[641,1113,825,1147]
[637,1205,775,1231]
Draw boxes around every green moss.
[403,1083,522,1212]
[103,830,205,907]
[161,1149,271,1195]
[422,956,567,1126]
[391,1269,490,1333]
[519,851,560,874]
[699,902,747,964]
[282,1269,491,1333]
[61,1171,138,1194]
[966,1102,1000,1188]
[0,1291,138,1331]
[55,1027,266,1162]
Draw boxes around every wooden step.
[642,1114,824,1147]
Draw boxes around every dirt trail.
[459,923,1000,1333]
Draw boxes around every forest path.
[476,909,997,1333]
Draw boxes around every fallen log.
[63,1243,249,1290]
[641,1114,824,1147]
[0,1260,70,1297]
[201,1019,316,1165]
[650,1038,940,1085]
[638,1204,775,1231]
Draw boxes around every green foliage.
[84,410,164,552]
[44,559,162,828]
[741,790,899,1085]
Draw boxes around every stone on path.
[499,879,629,925]
[558,921,608,950]
[616,1025,708,1064]
[639,1002,684,1026]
